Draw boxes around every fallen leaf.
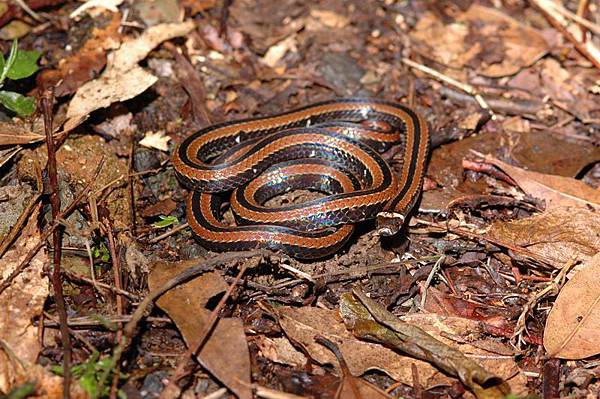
[482,155,600,210]
[70,0,124,19]
[255,336,308,368]
[411,5,548,77]
[488,207,600,268]
[139,130,171,152]
[37,13,121,97]
[0,205,82,396]
[309,9,349,29]
[342,291,511,399]
[315,336,393,399]
[64,20,195,131]
[276,305,525,394]
[148,260,252,399]
[544,254,600,359]
[261,35,298,68]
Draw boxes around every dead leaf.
[37,13,121,97]
[544,254,600,359]
[255,336,307,368]
[315,335,393,399]
[65,20,195,131]
[261,35,298,68]
[482,155,600,210]
[309,9,349,29]
[0,205,82,397]
[276,305,525,394]
[488,207,600,268]
[342,291,511,399]
[139,130,171,152]
[148,260,252,399]
[411,4,548,77]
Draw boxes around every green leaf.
[0,90,36,116]
[0,40,18,83]
[92,243,110,263]
[153,215,178,228]
[0,53,5,83]
[5,382,36,399]
[6,49,40,80]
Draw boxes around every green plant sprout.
[0,39,40,117]
[92,242,110,263]
[51,351,127,399]
[152,214,178,228]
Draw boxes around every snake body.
[173,98,429,258]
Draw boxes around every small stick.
[128,135,137,236]
[160,258,254,396]
[402,57,496,118]
[42,89,72,399]
[105,224,124,399]
[0,159,105,295]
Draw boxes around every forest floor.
[1,0,600,398]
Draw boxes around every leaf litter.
[0,0,599,398]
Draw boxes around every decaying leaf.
[65,20,195,131]
[0,205,86,397]
[544,254,600,359]
[148,260,252,399]
[37,13,121,97]
[276,302,525,395]
[315,335,393,399]
[488,207,600,268]
[482,155,600,210]
[139,130,171,152]
[341,290,511,399]
[411,4,548,77]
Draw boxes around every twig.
[0,159,105,295]
[147,222,189,244]
[42,89,72,399]
[160,257,254,396]
[419,255,445,309]
[105,223,124,399]
[128,135,137,236]
[401,57,496,119]
[64,269,139,300]
[530,0,600,70]
[43,312,97,353]
[40,315,173,329]
[165,42,212,126]
[218,0,232,37]
[0,190,41,258]
[12,0,43,21]
[94,251,265,397]
[576,0,591,39]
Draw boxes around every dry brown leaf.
[544,254,600,359]
[0,205,83,396]
[277,306,526,394]
[483,155,600,210]
[65,20,195,131]
[315,336,393,399]
[139,130,171,152]
[488,207,600,268]
[255,336,308,368]
[37,13,121,97]
[148,260,252,399]
[411,5,548,77]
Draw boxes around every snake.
[172,98,430,259]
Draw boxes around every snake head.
[375,211,405,236]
